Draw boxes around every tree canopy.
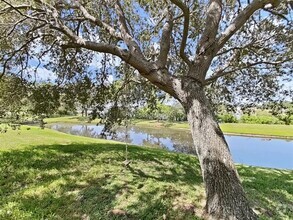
[0,1,291,99]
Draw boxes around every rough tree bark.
[178,80,257,219]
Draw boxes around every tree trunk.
[180,82,257,219]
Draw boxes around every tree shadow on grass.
[0,142,203,220]
[238,166,293,219]
[0,142,292,219]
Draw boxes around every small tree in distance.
[270,101,293,125]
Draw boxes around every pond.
[48,124,293,170]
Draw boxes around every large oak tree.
[1,0,292,219]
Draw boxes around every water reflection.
[49,124,293,169]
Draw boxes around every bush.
[240,115,281,124]
[218,114,238,123]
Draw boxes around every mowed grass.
[0,127,292,219]
[133,120,293,138]
[44,116,100,124]
[220,123,293,138]
[0,126,100,151]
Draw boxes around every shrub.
[218,114,238,123]
[240,115,281,124]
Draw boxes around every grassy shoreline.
[0,126,292,219]
[44,116,100,124]
[132,120,293,139]
[45,117,293,139]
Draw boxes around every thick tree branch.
[157,7,173,68]
[170,0,191,65]
[216,0,280,50]
[189,0,223,81]
[114,0,143,57]
[63,39,179,98]
[197,0,222,55]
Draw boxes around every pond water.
[48,124,293,170]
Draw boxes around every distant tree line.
[134,102,187,122]
[133,101,293,125]
[1,74,292,125]
[216,102,293,125]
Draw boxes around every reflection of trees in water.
[50,124,100,138]
[129,126,195,154]
[112,128,133,144]
[78,125,99,138]
[142,134,164,149]
[50,124,196,155]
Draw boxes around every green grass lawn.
[220,123,293,138]
[132,120,293,138]
[44,116,100,124]
[0,126,292,219]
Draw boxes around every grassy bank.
[220,123,293,138]
[0,127,292,219]
[45,116,100,124]
[132,120,293,138]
